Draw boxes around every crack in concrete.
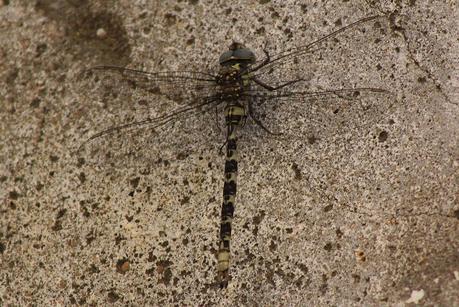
[387,11,457,106]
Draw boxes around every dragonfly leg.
[248,101,282,135]
[218,139,227,155]
[249,46,272,71]
[261,45,271,64]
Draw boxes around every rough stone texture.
[1,0,458,306]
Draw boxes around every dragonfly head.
[219,42,256,67]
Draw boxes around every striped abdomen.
[217,102,245,288]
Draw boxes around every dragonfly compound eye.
[219,45,256,65]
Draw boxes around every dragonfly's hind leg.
[248,101,282,135]
[218,139,227,155]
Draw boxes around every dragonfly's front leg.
[249,44,272,71]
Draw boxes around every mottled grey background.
[1,0,458,306]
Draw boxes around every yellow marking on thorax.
[231,63,241,70]
[231,63,252,86]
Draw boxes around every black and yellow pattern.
[217,102,246,288]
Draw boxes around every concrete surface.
[1,0,458,306]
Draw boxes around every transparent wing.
[79,66,218,111]
[73,66,224,168]
[74,95,225,168]
[244,86,395,143]
[251,15,385,73]
[239,14,397,143]
[250,14,394,92]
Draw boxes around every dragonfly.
[77,14,395,288]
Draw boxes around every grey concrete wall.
[1,0,457,305]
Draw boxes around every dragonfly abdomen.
[217,102,246,288]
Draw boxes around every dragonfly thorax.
[216,65,250,101]
[216,43,255,99]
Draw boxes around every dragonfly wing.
[72,65,224,168]
[250,14,394,92]
[74,92,224,168]
[79,66,218,113]
[245,87,396,142]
